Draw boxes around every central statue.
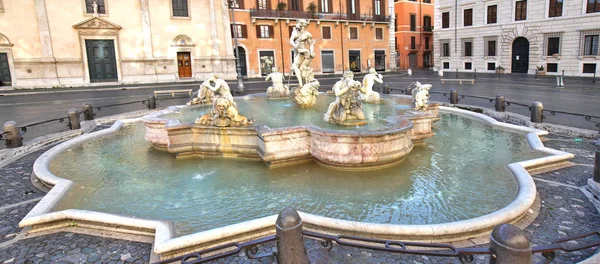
[289,19,320,107]
[323,71,368,126]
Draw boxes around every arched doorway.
[234,46,247,77]
[511,37,529,73]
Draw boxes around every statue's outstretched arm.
[265,74,271,81]
[374,75,383,83]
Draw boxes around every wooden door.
[177,52,192,78]
[85,40,118,83]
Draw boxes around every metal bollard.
[3,121,23,148]
[594,148,600,183]
[530,101,544,123]
[535,69,538,80]
[276,207,309,264]
[383,83,391,94]
[148,95,156,109]
[449,89,459,104]
[456,68,458,78]
[474,69,477,79]
[83,103,94,121]
[489,224,531,264]
[68,109,81,130]
[495,94,505,112]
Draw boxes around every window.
[349,0,356,14]
[229,0,244,8]
[442,42,450,57]
[487,5,497,24]
[515,0,527,21]
[583,64,597,73]
[289,25,295,36]
[584,35,599,55]
[375,50,386,71]
[549,0,562,17]
[320,0,331,13]
[587,0,600,13]
[487,40,497,56]
[425,37,430,50]
[423,0,431,3]
[172,0,188,17]
[290,0,301,11]
[423,16,432,31]
[443,62,450,69]
[410,14,416,31]
[464,9,473,27]
[546,63,558,72]
[259,51,275,76]
[257,0,270,9]
[257,25,273,38]
[349,27,358,40]
[487,62,496,71]
[411,37,416,49]
[465,62,472,70]
[547,37,560,56]
[322,26,332,39]
[85,0,106,14]
[463,41,472,57]
[374,0,382,16]
[442,12,449,28]
[231,24,248,38]
[375,28,383,40]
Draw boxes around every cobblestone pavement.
[0,135,598,263]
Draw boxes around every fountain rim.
[19,95,574,258]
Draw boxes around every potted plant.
[306,1,318,18]
[495,65,505,74]
[277,1,287,11]
[536,65,545,76]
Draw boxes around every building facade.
[394,0,434,70]
[433,0,600,76]
[228,0,396,78]
[0,0,236,88]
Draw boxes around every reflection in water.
[50,113,545,237]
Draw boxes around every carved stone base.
[266,85,290,99]
[291,86,317,108]
[331,119,368,126]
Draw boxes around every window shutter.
[256,25,261,38]
[97,0,106,14]
[267,0,271,10]
[268,25,274,38]
[241,25,248,38]
[328,0,333,13]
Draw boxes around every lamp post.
[227,0,245,94]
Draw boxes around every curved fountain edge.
[19,102,574,258]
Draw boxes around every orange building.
[228,0,396,78]
[394,0,433,70]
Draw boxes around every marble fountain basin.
[143,94,440,170]
[18,94,574,259]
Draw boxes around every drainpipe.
[279,21,285,74]
[340,1,345,71]
[454,0,457,53]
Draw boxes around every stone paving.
[0,134,598,263]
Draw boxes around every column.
[139,0,154,59]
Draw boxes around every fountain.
[17,18,576,261]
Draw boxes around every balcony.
[249,9,389,23]
[423,26,433,32]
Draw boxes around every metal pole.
[594,148,600,183]
[593,72,596,84]
[474,69,477,79]
[276,207,309,264]
[3,121,23,148]
[148,95,156,110]
[455,68,458,78]
[530,101,544,123]
[68,109,81,130]
[83,103,94,121]
[535,69,538,80]
[495,94,505,112]
[230,1,245,94]
[450,89,458,104]
[489,224,531,264]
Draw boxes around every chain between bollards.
[3,121,23,148]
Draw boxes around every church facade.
[0,0,236,88]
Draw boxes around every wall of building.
[394,0,434,70]
[0,0,236,88]
[231,0,395,78]
[433,0,600,76]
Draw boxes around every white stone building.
[433,0,600,76]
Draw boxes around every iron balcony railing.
[249,9,389,22]
[423,25,433,32]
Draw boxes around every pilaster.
[388,0,396,71]
[33,0,59,86]
[140,0,154,59]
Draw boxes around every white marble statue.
[324,71,367,125]
[360,68,383,103]
[92,1,99,17]
[290,19,315,87]
[265,67,290,98]
[410,81,432,111]
[196,98,253,127]
[292,71,319,108]
[188,74,235,106]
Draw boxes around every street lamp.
[227,0,245,94]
